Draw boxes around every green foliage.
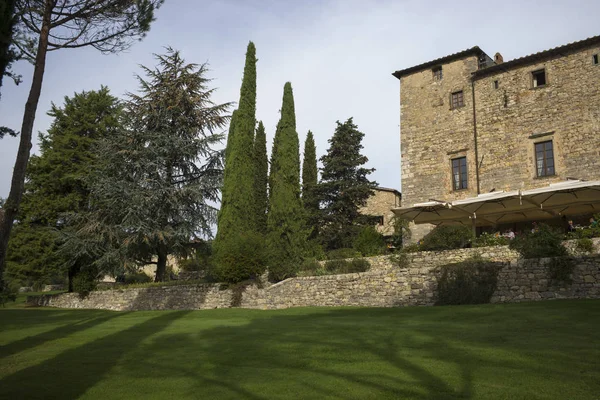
[213,232,265,283]
[353,226,386,256]
[266,82,307,282]
[178,240,213,272]
[253,121,268,234]
[123,271,152,285]
[214,42,260,282]
[317,118,377,250]
[0,0,19,100]
[435,256,501,305]
[402,243,421,253]
[72,266,98,295]
[0,281,17,306]
[66,49,231,282]
[420,225,474,251]
[5,88,121,290]
[473,232,510,247]
[575,238,594,254]
[5,224,65,289]
[391,216,411,248]
[324,258,370,274]
[509,224,567,259]
[547,257,575,284]
[389,249,411,269]
[302,130,319,239]
[326,248,361,260]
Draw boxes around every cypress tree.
[214,42,264,282]
[254,121,268,234]
[266,82,306,281]
[302,130,319,239]
[318,118,378,251]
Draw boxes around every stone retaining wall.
[29,244,600,311]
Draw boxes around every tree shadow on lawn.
[124,302,599,400]
[0,310,190,400]
[0,310,124,359]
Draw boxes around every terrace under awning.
[393,180,600,227]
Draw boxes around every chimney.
[494,52,504,64]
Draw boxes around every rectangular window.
[493,80,499,89]
[532,69,546,87]
[593,54,599,65]
[432,66,443,81]
[452,157,468,190]
[451,91,464,109]
[535,140,555,177]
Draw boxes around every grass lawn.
[1,299,599,400]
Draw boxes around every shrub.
[547,257,575,284]
[349,258,371,272]
[213,232,266,283]
[402,243,421,253]
[0,283,18,306]
[435,256,501,306]
[327,248,361,260]
[353,226,386,257]
[473,232,509,247]
[324,258,370,274]
[72,266,99,295]
[123,271,152,284]
[509,224,567,259]
[389,249,411,269]
[575,238,594,254]
[420,225,474,251]
[391,216,412,248]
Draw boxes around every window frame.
[534,140,555,178]
[451,156,468,191]
[531,68,547,88]
[450,90,464,109]
[432,66,443,81]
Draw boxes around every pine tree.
[5,87,122,290]
[62,49,231,282]
[0,0,17,99]
[266,82,306,281]
[302,130,319,239]
[213,42,264,282]
[318,118,377,251]
[254,121,268,234]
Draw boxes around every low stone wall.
[29,251,600,311]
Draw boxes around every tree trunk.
[155,242,167,282]
[0,0,53,283]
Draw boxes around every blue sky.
[1,0,599,198]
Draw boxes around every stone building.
[360,187,401,237]
[392,36,600,241]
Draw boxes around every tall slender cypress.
[254,121,268,234]
[266,82,306,281]
[302,130,319,239]
[214,42,263,282]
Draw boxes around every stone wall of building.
[399,56,480,207]
[360,188,401,236]
[474,46,600,192]
[29,240,600,311]
[397,42,600,242]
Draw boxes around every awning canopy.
[393,180,600,226]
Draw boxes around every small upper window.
[535,140,555,177]
[451,91,464,109]
[532,69,547,88]
[593,54,599,65]
[493,80,499,89]
[432,66,443,81]
[452,157,468,190]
